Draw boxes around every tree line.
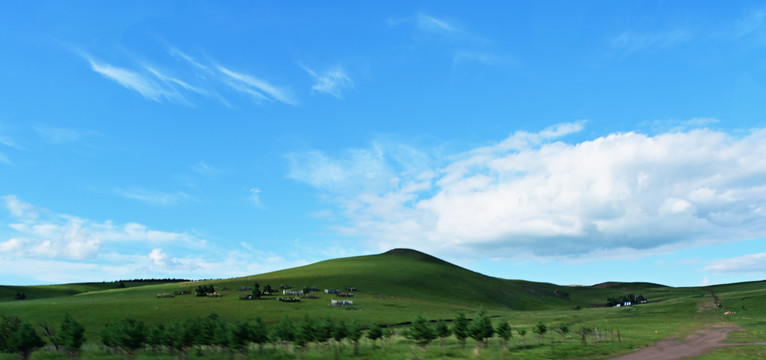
[2,310,609,359]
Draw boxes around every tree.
[496,320,512,350]
[0,315,22,352]
[101,318,147,360]
[517,328,528,347]
[294,317,315,349]
[435,319,451,348]
[406,316,436,347]
[252,283,261,299]
[312,317,334,346]
[58,314,86,359]
[366,325,383,347]
[7,322,45,360]
[332,320,348,350]
[452,313,469,349]
[347,320,363,355]
[250,317,269,354]
[533,321,547,344]
[271,315,295,350]
[38,322,59,350]
[469,309,494,349]
[229,320,252,354]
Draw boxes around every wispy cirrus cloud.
[190,160,222,177]
[417,13,462,35]
[113,187,191,207]
[288,122,766,262]
[217,66,297,105]
[85,55,187,103]
[610,28,690,56]
[302,65,353,98]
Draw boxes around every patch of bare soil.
[610,327,766,360]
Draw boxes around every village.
[157,283,358,307]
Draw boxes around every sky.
[2,1,766,287]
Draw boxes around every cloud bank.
[288,123,766,261]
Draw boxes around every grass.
[1,249,765,359]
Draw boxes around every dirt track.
[609,327,766,360]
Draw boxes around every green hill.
[1,248,765,344]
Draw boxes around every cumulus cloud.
[3,195,39,219]
[288,123,766,261]
[705,253,766,274]
[1,196,200,261]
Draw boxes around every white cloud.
[611,29,689,55]
[249,188,264,208]
[3,195,39,219]
[735,8,766,39]
[705,253,766,274]
[217,66,297,105]
[1,196,201,261]
[114,187,191,206]
[417,13,461,34]
[303,65,353,98]
[289,123,766,261]
[167,47,209,72]
[191,160,221,177]
[86,57,184,103]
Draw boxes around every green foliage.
[294,316,315,348]
[517,328,528,347]
[496,320,512,343]
[347,320,363,355]
[7,322,45,360]
[271,315,295,346]
[229,320,251,351]
[332,320,348,343]
[101,318,147,357]
[366,324,383,345]
[195,284,215,295]
[407,315,436,347]
[469,309,494,347]
[435,319,451,347]
[57,314,85,357]
[312,317,334,344]
[534,321,548,344]
[0,315,22,352]
[452,312,469,348]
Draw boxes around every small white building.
[331,299,353,306]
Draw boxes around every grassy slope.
[1,248,764,352]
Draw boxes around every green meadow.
[1,249,765,359]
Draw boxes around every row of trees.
[404,310,556,352]
[2,311,602,360]
[0,314,85,360]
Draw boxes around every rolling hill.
[1,248,764,343]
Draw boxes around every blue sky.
[2,1,766,286]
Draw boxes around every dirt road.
[609,326,766,360]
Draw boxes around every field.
[1,249,765,359]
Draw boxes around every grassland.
[1,249,765,359]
